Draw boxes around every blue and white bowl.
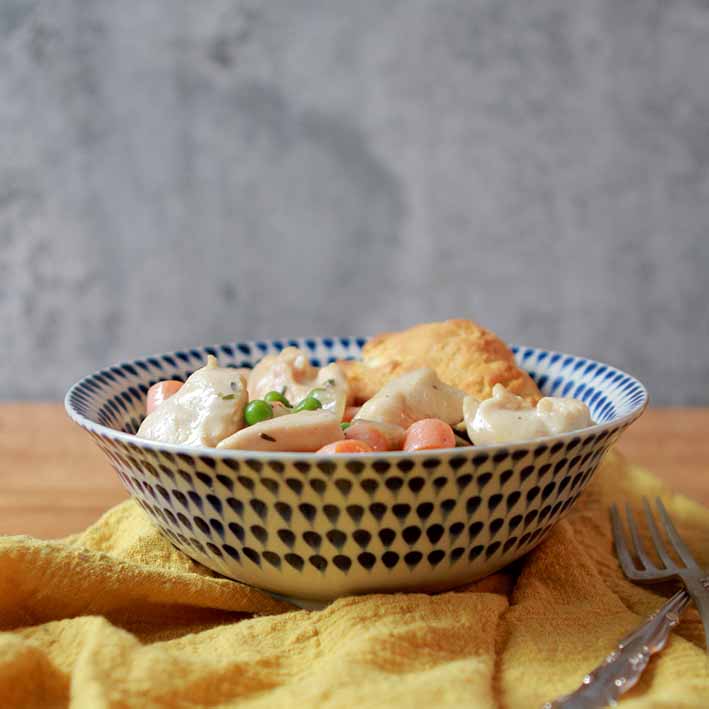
[65,339,647,605]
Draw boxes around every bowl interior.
[66,338,647,444]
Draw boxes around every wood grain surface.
[0,404,707,539]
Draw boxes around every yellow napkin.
[1,450,707,708]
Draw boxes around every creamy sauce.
[248,347,348,419]
[348,419,406,449]
[464,384,592,445]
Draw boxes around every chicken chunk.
[536,396,593,435]
[354,368,465,429]
[248,347,316,401]
[463,384,592,445]
[137,355,248,447]
[217,410,344,452]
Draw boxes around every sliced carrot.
[343,406,361,422]
[146,380,183,414]
[316,439,374,454]
[403,418,455,452]
[344,421,390,452]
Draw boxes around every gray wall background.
[1,0,708,404]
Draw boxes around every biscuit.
[341,319,541,404]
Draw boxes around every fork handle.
[543,590,690,709]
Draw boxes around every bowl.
[65,338,647,606]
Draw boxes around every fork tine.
[654,498,700,570]
[625,502,657,571]
[611,504,640,577]
[641,497,675,570]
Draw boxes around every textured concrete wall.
[1,0,708,403]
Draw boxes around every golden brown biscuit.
[340,319,541,404]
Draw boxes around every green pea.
[264,390,291,407]
[244,400,274,426]
[294,396,322,412]
[308,386,336,408]
[340,422,351,431]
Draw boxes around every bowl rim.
[65,340,649,460]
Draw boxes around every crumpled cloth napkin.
[1,450,708,708]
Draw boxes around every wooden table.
[0,404,707,539]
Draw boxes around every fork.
[545,498,709,708]
[612,497,709,647]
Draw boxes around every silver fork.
[612,497,709,647]
[545,498,708,708]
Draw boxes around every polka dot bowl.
[65,338,647,606]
